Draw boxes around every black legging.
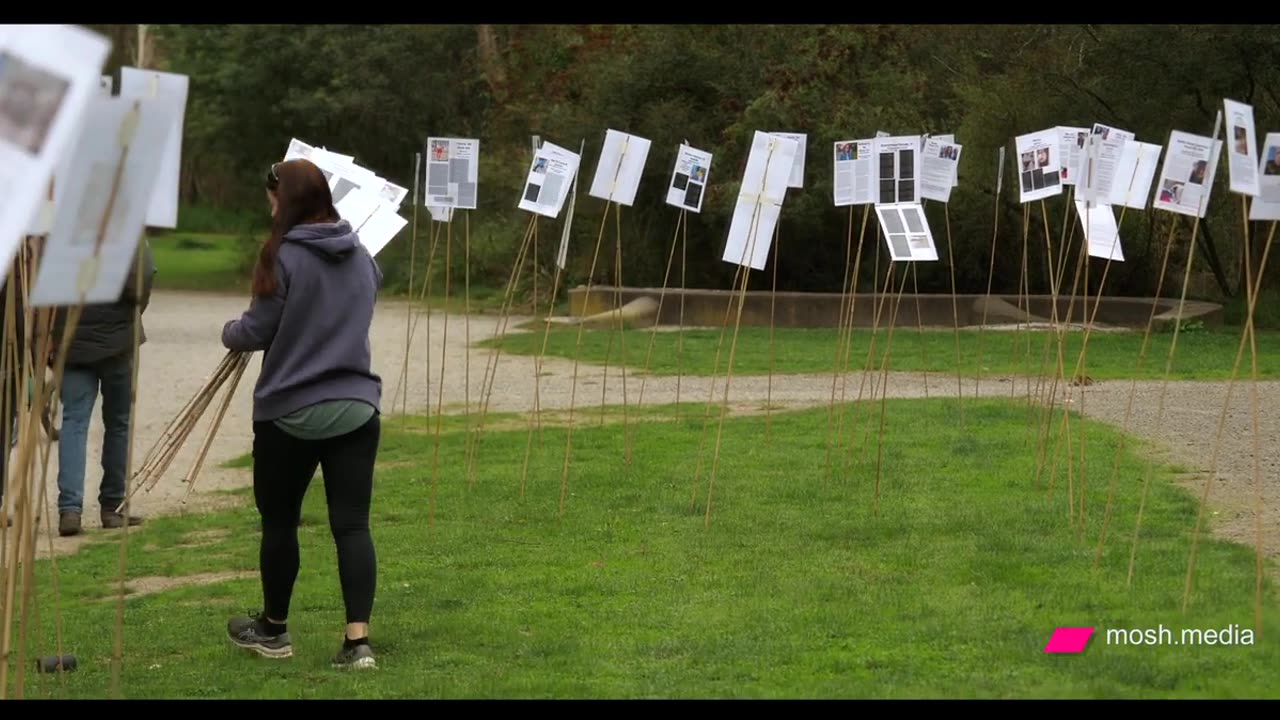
[251,415,379,625]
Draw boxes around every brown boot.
[101,510,143,529]
[59,511,81,537]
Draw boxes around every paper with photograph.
[933,134,959,186]
[722,131,797,270]
[1076,123,1134,205]
[425,136,479,209]
[920,137,962,203]
[518,139,580,219]
[1074,199,1124,262]
[666,142,712,213]
[589,129,651,206]
[1247,132,1280,221]
[556,139,586,270]
[1057,126,1088,185]
[1107,141,1161,210]
[772,132,806,188]
[1014,129,1062,203]
[875,203,937,262]
[1224,98,1259,197]
[873,135,922,205]
[31,94,175,306]
[119,66,188,229]
[1152,129,1222,218]
[832,139,874,206]
[0,24,111,271]
[283,137,314,162]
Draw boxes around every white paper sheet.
[1074,199,1123,262]
[875,203,937,262]
[920,137,962,203]
[284,137,314,161]
[833,139,874,206]
[722,131,797,270]
[589,129,651,206]
[0,24,111,271]
[518,140,580,219]
[556,139,585,270]
[1077,123,1134,206]
[1224,98,1259,197]
[334,186,382,229]
[1057,126,1089,186]
[30,94,175,306]
[772,132,806,188]
[118,66,187,229]
[666,142,712,213]
[424,137,479,209]
[873,135,923,205]
[1015,129,1063,203]
[99,75,112,95]
[356,203,407,257]
[427,205,453,223]
[1107,141,1161,210]
[934,134,959,186]
[1248,132,1280,221]
[1152,129,1222,218]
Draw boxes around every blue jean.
[57,354,133,514]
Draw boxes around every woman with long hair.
[221,158,383,670]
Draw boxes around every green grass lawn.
[484,324,1280,381]
[148,232,249,293]
[8,398,1277,698]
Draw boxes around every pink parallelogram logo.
[1044,627,1095,653]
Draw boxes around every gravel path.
[17,290,1277,566]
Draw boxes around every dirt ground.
[12,290,1277,567]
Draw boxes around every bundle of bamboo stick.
[117,350,250,510]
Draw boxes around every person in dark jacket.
[52,239,156,537]
[221,158,382,671]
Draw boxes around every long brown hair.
[252,159,340,297]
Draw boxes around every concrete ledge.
[565,286,1223,330]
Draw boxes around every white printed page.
[119,66,188,229]
[875,203,937,262]
[832,139,874,206]
[31,93,176,306]
[589,129,651,206]
[1074,200,1124,262]
[1153,130,1222,218]
[518,140,580,219]
[1224,98,1259,197]
[0,24,111,270]
[1076,123,1134,205]
[920,137,962,203]
[666,143,712,213]
[1057,126,1089,185]
[425,137,479,209]
[1015,129,1063,203]
[1247,132,1280,221]
[873,135,923,205]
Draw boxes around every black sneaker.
[227,613,292,659]
[332,640,376,670]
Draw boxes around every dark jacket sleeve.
[222,262,287,353]
[123,239,157,312]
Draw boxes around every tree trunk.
[476,25,508,102]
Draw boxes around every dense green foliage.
[92,25,1280,308]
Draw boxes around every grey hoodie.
[222,220,383,422]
